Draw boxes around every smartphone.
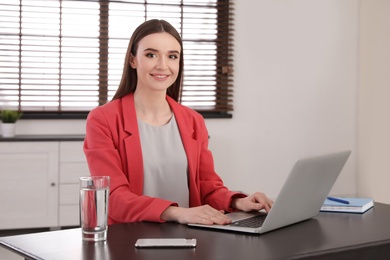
[135,238,197,248]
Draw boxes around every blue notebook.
[320,197,374,213]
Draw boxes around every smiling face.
[129,32,181,95]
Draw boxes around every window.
[0,0,234,119]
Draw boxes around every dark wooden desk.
[1,203,390,260]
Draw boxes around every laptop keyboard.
[229,214,268,228]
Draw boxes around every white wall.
[207,0,358,199]
[13,0,360,200]
[358,0,390,203]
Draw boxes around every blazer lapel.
[122,94,144,195]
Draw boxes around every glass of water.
[79,176,110,242]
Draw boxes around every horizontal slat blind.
[0,0,234,115]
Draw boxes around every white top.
[138,114,189,207]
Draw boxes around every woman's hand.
[160,205,231,225]
[231,192,274,212]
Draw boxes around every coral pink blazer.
[84,94,244,224]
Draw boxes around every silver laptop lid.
[189,150,351,234]
[260,150,351,233]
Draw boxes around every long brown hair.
[112,19,184,102]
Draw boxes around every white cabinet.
[0,139,88,230]
[59,141,89,226]
[0,142,59,229]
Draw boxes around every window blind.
[0,0,234,117]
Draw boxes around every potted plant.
[1,109,23,138]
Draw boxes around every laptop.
[189,150,351,234]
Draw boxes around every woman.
[84,19,273,225]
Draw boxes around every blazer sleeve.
[83,107,176,224]
[186,110,246,212]
[171,102,246,211]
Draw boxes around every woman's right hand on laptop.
[160,205,232,225]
